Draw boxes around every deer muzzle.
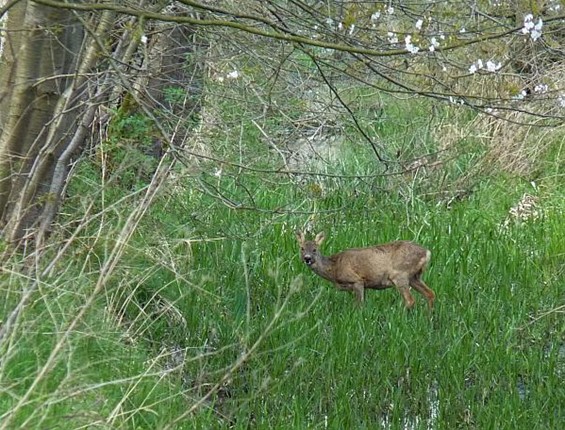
[303,255,314,265]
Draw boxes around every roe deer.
[295,231,435,309]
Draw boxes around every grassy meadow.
[1,95,564,430]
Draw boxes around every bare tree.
[0,1,204,247]
[1,0,563,248]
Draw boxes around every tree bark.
[0,2,86,245]
[0,1,206,249]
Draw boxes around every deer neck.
[311,254,335,281]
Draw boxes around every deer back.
[329,241,429,283]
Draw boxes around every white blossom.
[387,32,398,44]
[522,14,534,33]
[140,35,148,44]
[429,37,440,52]
[558,94,565,108]
[226,70,239,79]
[371,12,381,21]
[469,59,501,74]
[549,1,561,12]
[415,19,423,30]
[387,6,394,15]
[534,84,548,93]
[404,35,419,54]
[469,59,483,74]
[522,14,543,40]
[486,60,501,72]
[531,18,543,40]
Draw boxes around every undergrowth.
[1,99,564,429]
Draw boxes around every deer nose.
[303,255,313,265]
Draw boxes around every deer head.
[295,230,325,266]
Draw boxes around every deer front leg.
[335,282,364,303]
[351,282,365,303]
[391,275,415,309]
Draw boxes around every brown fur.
[295,231,435,309]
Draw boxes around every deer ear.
[295,230,305,243]
[314,232,325,245]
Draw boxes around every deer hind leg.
[392,276,415,309]
[409,275,435,310]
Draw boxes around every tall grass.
[1,115,564,428]
[174,172,564,428]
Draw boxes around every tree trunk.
[0,2,86,246]
[0,2,207,249]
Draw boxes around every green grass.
[1,109,564,429]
